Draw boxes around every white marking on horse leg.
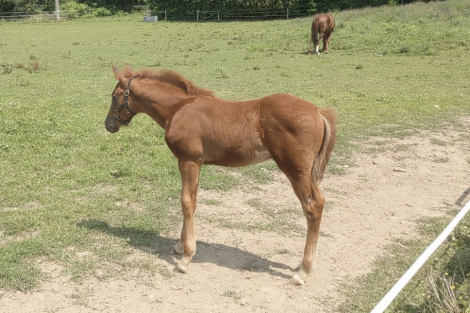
[316,45,320,55]
[290,263,309,286]
[290,274,305,286]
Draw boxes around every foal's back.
[165,94,324,167]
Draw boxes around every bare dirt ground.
[1,120,469,313]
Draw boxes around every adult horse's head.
[105,64,138,133]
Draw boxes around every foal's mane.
[124,67,214,97]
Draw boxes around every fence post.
[165,10,167,21]
[218,11,220,22]
[197,10,199,22]
[287,8,289,19]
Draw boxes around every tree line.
[0,0,433,16]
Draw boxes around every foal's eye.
[112,95,117,101]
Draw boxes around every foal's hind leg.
[316,32,325,55]
[172,226,185,255]
[174,159,201,273]
[323,32,332,54]
[308,36,314,55]
[288,175,325,285]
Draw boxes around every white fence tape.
[370,199,470,313]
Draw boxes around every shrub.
[61,1,89,19]
[92,7,111,17]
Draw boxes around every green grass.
[339,214,470,313]
[0,1,469,309]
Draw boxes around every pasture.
[0,0,470,311]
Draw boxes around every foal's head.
[105,64,138,133]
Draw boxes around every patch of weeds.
[110,170,124,178]
[69,286,93,307]
[417,216,448,237]
[393,143,414,152]
[356,64,364,69]
[324,200,335,212]
[200,199,223,206]
[216,69,229,78]
[399,46,411,54]
[430,138,447,146]
[27,61,42,73]
[1,63,13,74]
[252,66,260,70]
[157,266,174,279]
[222,290,241,299]
[14,76,29,87]
[238,163,276,184]
[62,50,71,59]
[246,198,264,210]
[432,157,449,163]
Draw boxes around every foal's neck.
[134,81,194,129]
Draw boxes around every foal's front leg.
[174,159,201,273]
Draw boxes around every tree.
[55,0,59,20]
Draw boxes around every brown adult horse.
[105,64,337,285]
[308,13,335,55]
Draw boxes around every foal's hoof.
[175,263,188,274]
[289,274,305,286]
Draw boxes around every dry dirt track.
[1,120,469,313]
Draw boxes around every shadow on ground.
[79,219,294,280]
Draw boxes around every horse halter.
[113,76,137,127]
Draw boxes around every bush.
[92,7,112,17]
[61,1,89,19]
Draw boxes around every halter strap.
[113,76,137,126]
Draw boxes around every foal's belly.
[203,145,272,167]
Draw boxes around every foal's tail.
[312,109,337,185]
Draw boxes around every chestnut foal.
[308,13,335,55]
[105,64,337,285]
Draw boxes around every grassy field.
[0,0,469,310]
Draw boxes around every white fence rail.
[371,199,470,313]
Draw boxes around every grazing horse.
[308,13,335,55]
[105,64,337,285]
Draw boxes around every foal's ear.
[112,64,123,82]
[112,63,130,88]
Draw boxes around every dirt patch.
[1,129,469,313]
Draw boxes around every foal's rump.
[258,94,334,179]
[312,13,335,35]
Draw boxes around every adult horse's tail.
[312,109,337,185]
